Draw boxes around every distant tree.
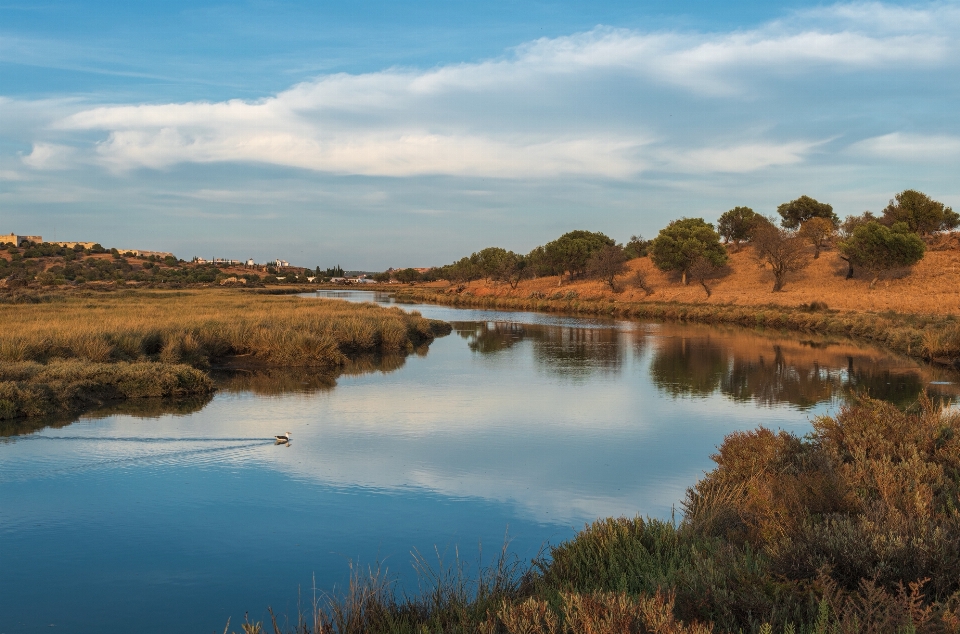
[395,268,422,284]
[717,206,760,251]
[624,235,651,259]
[501,252,528,289]
[628,269,653,296]
[797,217,836,259]
[542,230,616,283]
[777,195,839,229]
[839,221,926,289]
[687,255,724,298]
[372,271,390,283]
[881,190,959,235]
[837,212,878,278]
[325,265,344,277]
[587,244,628,291]
[471,247,511,282]
[650,218,727,285]
[441,257,479,283]
[525,245,554,279]
[751,222,810,292]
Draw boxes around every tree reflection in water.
[649,325,957,409]
[456,319,957,409]
[457,321,625,378]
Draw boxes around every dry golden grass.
[0,288,451,368]
[0,359,212,420]
[426,246,960,316]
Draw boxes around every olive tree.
[624,235,651,258]
[542,230,616,284]
[717,206,760,251]
[587,243,628,291]
[797,217,836,259]
[839,221,926,288]
[751,222,810,292]
[881,190,959,235]
[650,218,727,285]
[777,195,839,229]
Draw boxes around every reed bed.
[0,289,451,420]
[0,289,450,368]
[0,359,212,420]
[246,396,960,634]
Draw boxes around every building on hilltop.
[120,249,175,258]
[52,241,98,249]
[2,233,43,247]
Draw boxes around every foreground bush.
[247,396,960,633]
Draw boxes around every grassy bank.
[0,359,213,420]
[0,289,451,421]
[395,287,960,367]
[245,396,960,634]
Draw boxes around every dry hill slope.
[437,245,960,316]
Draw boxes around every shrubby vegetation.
[650,218,727,287]
[249,396,960,634]
[839,222,926,288]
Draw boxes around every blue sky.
[2,1,959,270]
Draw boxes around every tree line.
[379,189,955,293]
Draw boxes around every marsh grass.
[247,396,960,634]
[0,289,451,420]
[0,289,450,368]
[0,359,212,420]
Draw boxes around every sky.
[1,1,959,270]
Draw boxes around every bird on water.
[275,431,292,443]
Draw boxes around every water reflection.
[4,290,960,634]
[648,325,957,408]
[457,321,626,377]
[455,318,957,409]
[0,394,214,439]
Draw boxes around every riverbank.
[394,286,960,369]
[0,289,451,421]
[252,396,960,634]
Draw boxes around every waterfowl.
[275,431,292,442]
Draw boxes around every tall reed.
[0,289,450,369]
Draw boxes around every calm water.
[2,290,957,633]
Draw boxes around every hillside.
[427,240,960,316]
[0,242,312,289]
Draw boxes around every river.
[1,290,956,633]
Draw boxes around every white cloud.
[660,141,820,173]
[0,169,26,181]
[849,132,960,160]
[17,3,960,179]
[21,143,77,170]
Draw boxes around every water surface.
[2,290,956,633]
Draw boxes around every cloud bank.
[12,2,956,180]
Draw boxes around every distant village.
[2,231,424,285]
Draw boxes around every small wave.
[20,436,276,442]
